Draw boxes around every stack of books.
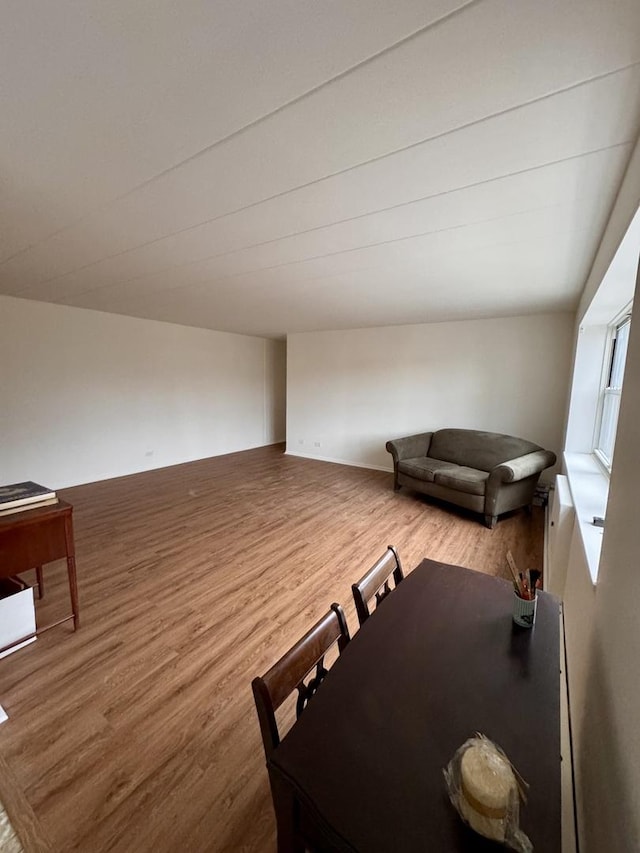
[0,482,58,517]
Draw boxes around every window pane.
[598,390,620,464]
[595,314,632,470]
[610,319,630,389]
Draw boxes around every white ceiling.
[2,0,640,338]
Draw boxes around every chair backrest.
[252,603,350,759]
[351,546,404,627]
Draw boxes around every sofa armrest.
[490,450,557,484]
[385,433,433,463]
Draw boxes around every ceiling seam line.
[112,208,599,289]
[74,141,635,293]
[60,212,606,312]
[0,0,484,266]
[17,139,633,299]
[3,54,638,281]
[4,56,638,280]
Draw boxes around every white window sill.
[563,452,609,583]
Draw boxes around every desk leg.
[66,556,80,630]
[63,513,80,630]
[35,566,44,599]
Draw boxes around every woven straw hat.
[458,741,517,843]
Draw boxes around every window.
[594,313,632,470]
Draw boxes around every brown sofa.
[385,428,556,528]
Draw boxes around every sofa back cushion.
[428,429,541,472]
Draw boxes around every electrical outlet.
[145,449,154,457]
[298,439,304,445]
[314,441,321,447]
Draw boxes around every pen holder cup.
[512,591,537,628]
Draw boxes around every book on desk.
[0,481,58,517]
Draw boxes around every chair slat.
[252,602,350,758]
[352,545,404,626]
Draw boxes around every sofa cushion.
[398,457,456,482]
[434,465,488,496]
[428,429,541,472]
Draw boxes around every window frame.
[593,307,632,472]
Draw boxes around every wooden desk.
[0,499,80,655]
[269,560,561,852]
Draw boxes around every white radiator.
[547,475,575,598]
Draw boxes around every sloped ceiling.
[2,0,640,338]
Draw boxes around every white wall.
[0,296,285,488]
[561,136,640,852]
[286,313,574,470]
[563,297,640,851]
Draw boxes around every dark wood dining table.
[268,559,561,852]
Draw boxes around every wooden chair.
[252,602,351,760]
[351,545,404,627]
[252,604,351,853]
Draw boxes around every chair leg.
[484,514,497,529]
[270,773,305,853]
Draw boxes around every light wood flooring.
[0,444,544,852]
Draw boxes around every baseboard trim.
[284,450,392,474]
[56,442,286,491]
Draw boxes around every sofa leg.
[484,514,497,529]
[393,473,401,492]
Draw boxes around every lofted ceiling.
[2,0,640,338]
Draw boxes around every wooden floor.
[0,445,544,853]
